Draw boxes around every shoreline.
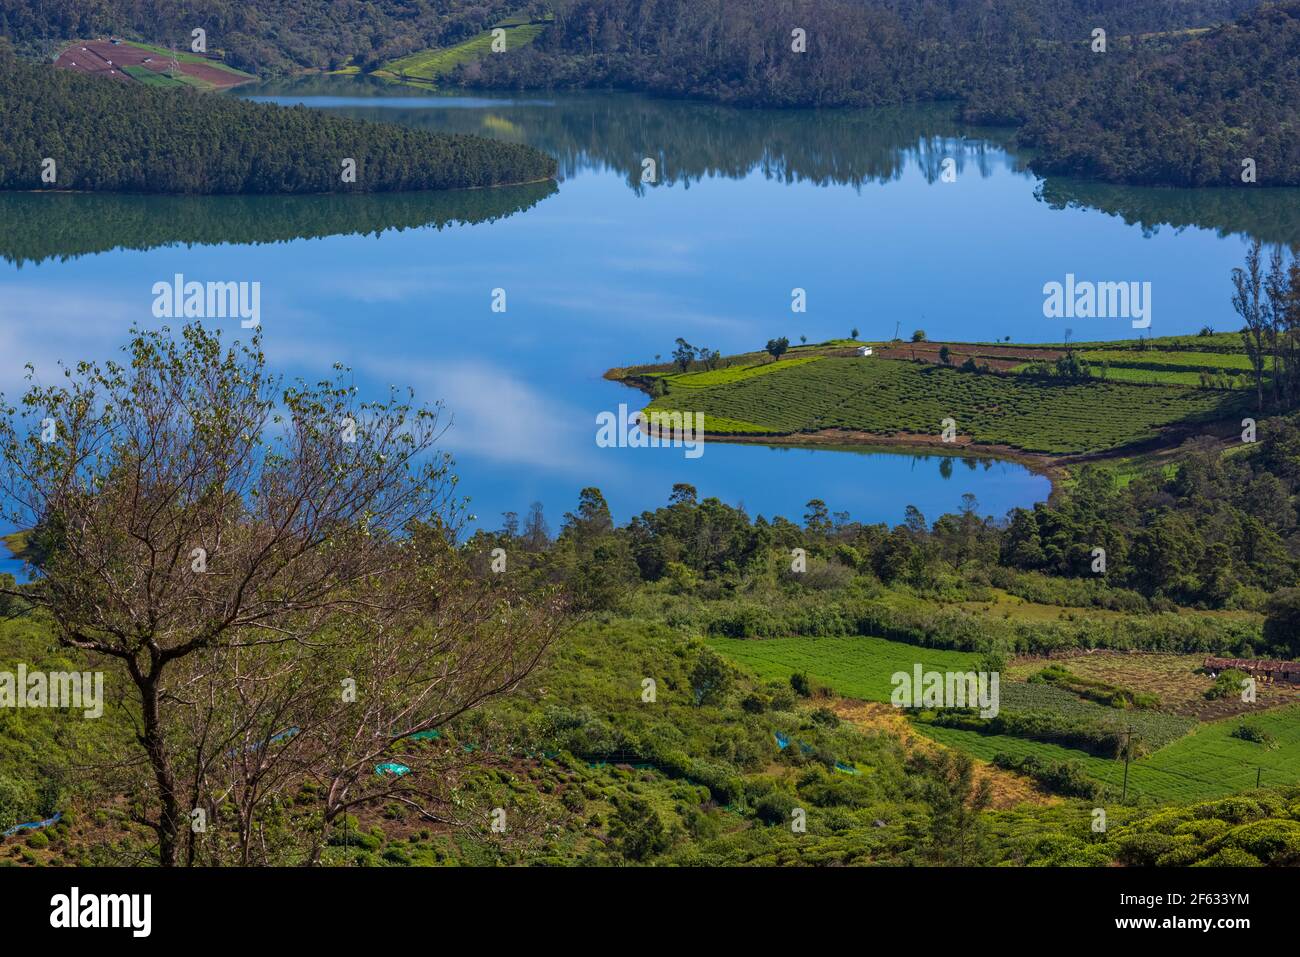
[7,174,557,198]
[608,367,1245,506]
[693,428,1069,495]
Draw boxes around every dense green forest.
[1011,3,1300,186]
[2,0,1294,186]
[463,0,1298,186]
[0,0,526,73]
[462,0,1263,105]
[0,0,1261,74]
[0,45,555,193]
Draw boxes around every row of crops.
[1072,349,1258,372]
[1045,332,1248,353]
[646,356,1243,454]
[379,16,549,82]
[921,703,1300,803]
[652,355,823,389]
[999,681,1197,751]
[1011,347,1260,388]
[712,632,1300,805]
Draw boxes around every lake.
[4,82,1298,577]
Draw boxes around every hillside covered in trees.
[2,0,1294,186]
[461,0,1265,105]
[1010,2,1300,186]
[0,46,555,193]
[0,0,526,74]
[463,0,1298,186]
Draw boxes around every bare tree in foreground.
[0,323,565,865]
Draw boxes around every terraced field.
[1064,332,1245,352]
[1074,349,1258,373]
[1092,366,1246,387]
[999,681,1197,749]
[379,16,550,84]
[645,355,1241,454]
[648,356,822,389]
[922,705,1300,803]
[712,632,1300,803]
[55,40,255,90]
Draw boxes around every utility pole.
[1120,725,1138,803]
[1256,767,1262,789]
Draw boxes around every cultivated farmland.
[708,634,981,702]
[378,16,550,86]
[641,354,1241,454]
[54,40,255,90]
[711,631,1300,803]
[922,705,1300,803]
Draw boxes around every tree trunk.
[135,664,183,866]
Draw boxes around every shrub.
[992,753,1101,799]
[1213,820,1300,864]
[609,796,670,861]
[809,707,840,728]
[753,790,798,826]
[1193,847,1262,867]
[1206,669,1249,700]
[1116,831,1180,866]
[1230,724,1278,748]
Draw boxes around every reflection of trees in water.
[1037,179,1300,247]
[237,81,1286,243]
[247,81,1025,191]
[0,182,558,267]
[929,455,987,480]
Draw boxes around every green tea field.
[923,705,1300,803]
[712,632,1300,803]
[644,353,1241,454]
[708,634,980,701]
[378,16,550,85]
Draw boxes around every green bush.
[1206,669,1249,700]
[1212,820,1300,864]
[1193,847,1263,867]
[753,790,798,826]
[1230,724,1278,748]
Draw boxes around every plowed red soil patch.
[55,40,252,89]
[871,342,1064,371]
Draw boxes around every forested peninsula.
[0,46,555,194]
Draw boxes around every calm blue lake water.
[5,84,1297,577]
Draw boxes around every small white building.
[856,346,873,356]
